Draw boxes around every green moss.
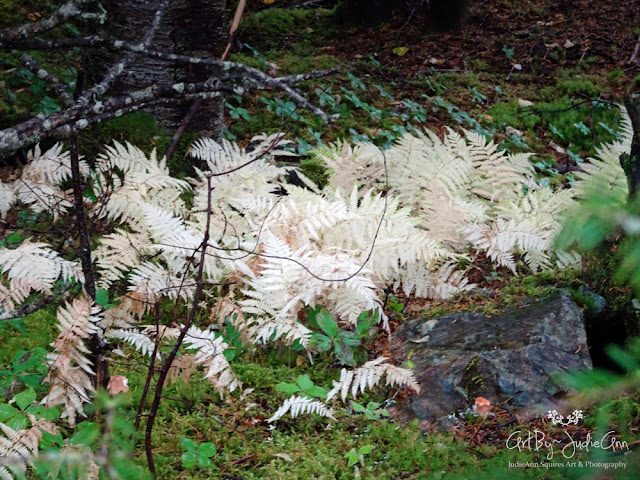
[0,307,57,365]
[568,287,599,318]
[607,68,625,81]
[419,269,582,320]
[278,54,341,76]
[242,8,317,36]
[0,0,47,29]
[488,99,541,131]
[556,76,604,97]
[87,112,195,175]
[240,7,336,53]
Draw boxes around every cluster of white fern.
[315,127,582,274]
[0,144,89,221]
[0,106,633,426]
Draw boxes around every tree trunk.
[343,0,404,26]
[89,0,227,140]
[428,0,469,33]
[342,0,469,33]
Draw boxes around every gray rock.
[391,291,592,427]
[578,284,607,317]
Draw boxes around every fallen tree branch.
[0,2,332,160]
[0,35,104,51]
[19,54,74,107]
[0,0,98,42]
[0,71,330,158]
[115,41,334,123]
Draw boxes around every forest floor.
[1,0,640,479]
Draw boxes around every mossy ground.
[0,307,617,480]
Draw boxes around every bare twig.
[222,0,246,60]
[134,305,162,430]
[145,176,214,477]
[115,43,334,122]
[0,79,239,158]
[0,283,73,321]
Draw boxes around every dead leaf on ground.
[107,375,129,395]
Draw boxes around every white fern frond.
[250,132,297,157]
[13,143,89,220]
[41,297,102,426]
[396,261,473,300]
[267,395,335,423]
[107,329,158,358]
[95,142,190,223]
[572,107,632,203]
[14,179,72,220]
[0,417,55,480]
[316,141,386,196]
[183,325,241,395]
[94,227,151,289]
[248,315,313,347]
[464,129,534,201]
[0,181,15,220]
[128,262,195,303]
[555,249,582,270]
[167,354,198,386]
[0,278,51,311]
[23,143,88,185]
[0,242,83,310]
[326,357,420,403]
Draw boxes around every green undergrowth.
[239,6,338,53]
[0,303,599,480]
[0,307,58,366]
[222,58,624,192]
[229,6,627,182]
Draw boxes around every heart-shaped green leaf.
[276,382,301,394]
[14,387,36,410]
[198,442,217,457]
[0,404,20,421]
[297,375,314,392]
[181,451,197,468]
[95,289,109,307]
[181,437,197,452]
